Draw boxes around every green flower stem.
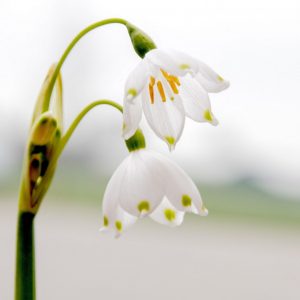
[15,100,122,300]
[15,212,35,300]
[43,18,128,112]
[58,100,123,155]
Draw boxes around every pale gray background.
[1,0,300,299]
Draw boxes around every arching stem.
[58,100,123,155]
[43,18,128,112]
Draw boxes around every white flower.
[122,49,229,150]
[100,148,207,237]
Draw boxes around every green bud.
[19,111,61,214]
[126,23,156,58]
[30,112,57,145]
[19,64,64,215]
[125,129,146,152]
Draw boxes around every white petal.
[124,60,149,101]
[100,156,137,236]
[142,88,185,150]
[165,50,200,75]
[151,152,208,216]
[102,156,128,215]
[180,76,218,126]
[122,94,143,139]
[146,49,186,77]
[195,61,230,93]
[150,197,184,227]
[100,206,137,238]
[118,151,165,217]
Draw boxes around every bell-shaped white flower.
[122,49,229,150]
[100,148,207,237]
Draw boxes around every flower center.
[148,69,180,104]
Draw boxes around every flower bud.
[19,64,64,215]
[126,23,156,58]
[30,112,57,145]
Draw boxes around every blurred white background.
[1,0,300,299]
[0,0,300,198]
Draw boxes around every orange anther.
[168,80,179,94]
[157,81,166,102]
[150,76,155,86]
[161,69,170,80]
[169,75,180,86]
[149,84,154,104]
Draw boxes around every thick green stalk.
[15,212,35,300]
[43,18,128,112]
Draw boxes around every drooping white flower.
[122,49,229,150]
[100,148,207,237]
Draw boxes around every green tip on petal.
[127,88,137,98]
[115,220,123,232]
[181,195,192,207]
[180,64,190,70]
[217,75,224,82]
[164,209,176,222]
[137,200,150,214]
[165,136,176,151]
[165,136,175,145]
[203,110,213,122]
[103,216,109,227]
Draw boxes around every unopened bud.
[126,23,156,58]
[31,112,57,145]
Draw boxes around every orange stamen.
[168,80,179,94]
[161,69,180,93]
[150,76,155,86]
[161,69,169,80]
[169,75,180,86]
[157,81,166,102]
[149,84,154,104]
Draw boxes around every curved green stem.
[43,18,128,112]
[58,100,123,155]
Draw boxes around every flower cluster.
[100,47,229,237]
[19,19,229,236]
